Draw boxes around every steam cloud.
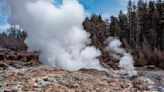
[106,37,137,76]
[7,0,103,71]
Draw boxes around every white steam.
[7,0,103,71]
[106,37,137,76]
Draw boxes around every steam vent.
[0,0,164,91]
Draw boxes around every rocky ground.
[0,49,163,92]
[0,60,150,92]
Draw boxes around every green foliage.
[84,0,164,69]
[108,0,164,68]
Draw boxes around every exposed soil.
[0,49,163,92]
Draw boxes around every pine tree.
[127,0,133,44]
[109,16,120,36]
[118,10,128,39]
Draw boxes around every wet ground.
[138,70,164,92]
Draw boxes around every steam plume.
[106,37,137,76]
[7,0,103,71]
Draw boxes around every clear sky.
[0,0,132,30]
[79,0,129,18]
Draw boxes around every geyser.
[7,0,103,71]
[106,37,137,76]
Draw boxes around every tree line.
[84,0,164,69]
[0,26,27,51]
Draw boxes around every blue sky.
[0,0,130,29]
[79,0,128,18]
